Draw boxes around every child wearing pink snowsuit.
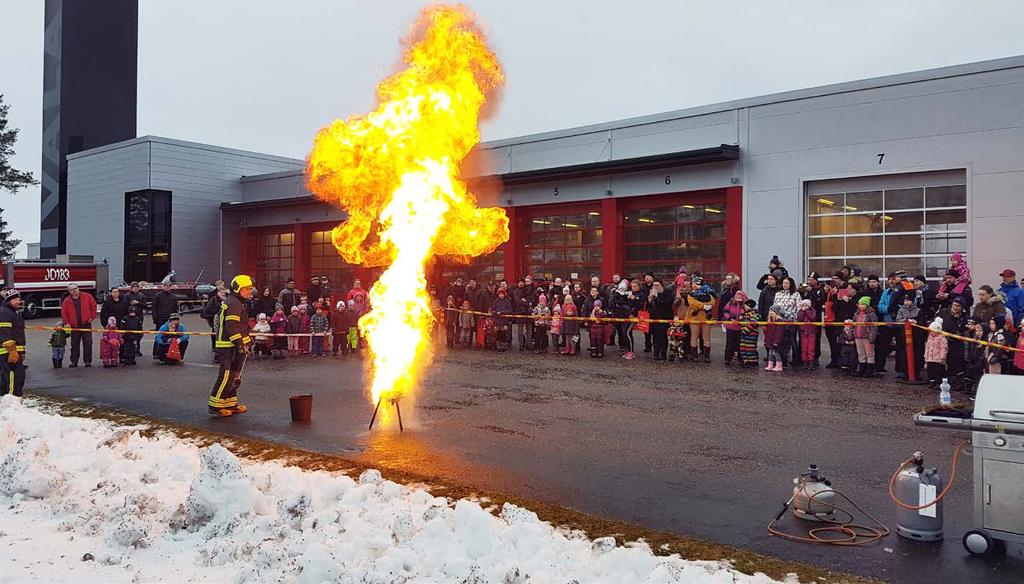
[796,299,818,370]
[949,253,971,295]
[100,317,122,367]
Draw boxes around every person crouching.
[100,317,122,368]
[154,314,189,365]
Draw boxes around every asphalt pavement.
[22,315,1023,583]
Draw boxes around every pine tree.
[0,94,37,193]
[0,209,19,261]
[0,94,36,260]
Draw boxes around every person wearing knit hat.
[531,293,551,354]
[722,289,749,365]
[100,316,122,368]
[796,298,818,370]
[853,295,878,377]
[757,255,789,292]
[924,316,949,386]
[985,313,1010,374]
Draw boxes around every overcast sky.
[3,0,1024,256]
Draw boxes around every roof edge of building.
[481,54,1024,149]
[240,168,306,182]
[67,135,305,166]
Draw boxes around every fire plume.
[305,5,508,426]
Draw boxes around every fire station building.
[66,55,1024,292]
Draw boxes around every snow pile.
[0,395,795,583]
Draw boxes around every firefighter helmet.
[230,274,255,294]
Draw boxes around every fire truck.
[0,257,110,319]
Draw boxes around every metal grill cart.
[914,374,1024,557]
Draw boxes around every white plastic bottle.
[939,378,952,407]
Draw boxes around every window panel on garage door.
[806,182,966,280]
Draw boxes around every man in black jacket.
[151,283,178,359]
[100,287,130,331]
[210,275,255,417]
[0,289,27,397]
[512,277,535,350]
[646,279,674,361]
[151,283,177,329]
[640,273,655,352]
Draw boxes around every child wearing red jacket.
[796,299,818,371]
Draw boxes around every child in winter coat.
[853,296,879,377]
[271,308,288,359]
[763,309,785,371]
[345,300,360,353]
[667,317,689,362]
[442,295,457,348]
[560,296,580,356]
[963,321,986,390]
[550,304,563,351]
[1015,316,1024,373]
[458,300,474,348]
[949,252,972,295]
[738,299,760,367]
[120,304,143,366]
[49,320,68,368]
[252,313,272,359]
[722,290,747,365]
[532,294,551,353]
[298,305,311,355]
[309,306,331,357]
[100,317,122,368]
[985,315,1010,374]
[589,299,607,358]
[839,320,858,373]
[796,299,818,371]
[330,302,346,356]
[924,318,949,386]
[287,306,302,357]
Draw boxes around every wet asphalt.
[22,315,1023,583]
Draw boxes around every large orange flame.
[306,5,508,426]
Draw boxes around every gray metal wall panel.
[67,137,304,285]
[66,141,150,285]
[239,172,310,202]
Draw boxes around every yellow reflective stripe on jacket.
[0,322,11,328]
[229,333,242,341]
[215,341,234,348]
[241,336,252,344]
[216,302,228,346]
[225,315,241,322]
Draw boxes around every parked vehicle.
[0,257,109,319]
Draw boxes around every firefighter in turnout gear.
[0,289,27,397]
[209,275,256,417]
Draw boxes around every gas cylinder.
[792,464,837,522]
[894,452,944,541]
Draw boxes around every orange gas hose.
[888,440,970,510]
[768,485,891,546]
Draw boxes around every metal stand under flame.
[368,397,404,432]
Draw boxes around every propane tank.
[894,451,944,542]
[792,464,836,522]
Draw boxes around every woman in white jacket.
[772,277,802,367]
